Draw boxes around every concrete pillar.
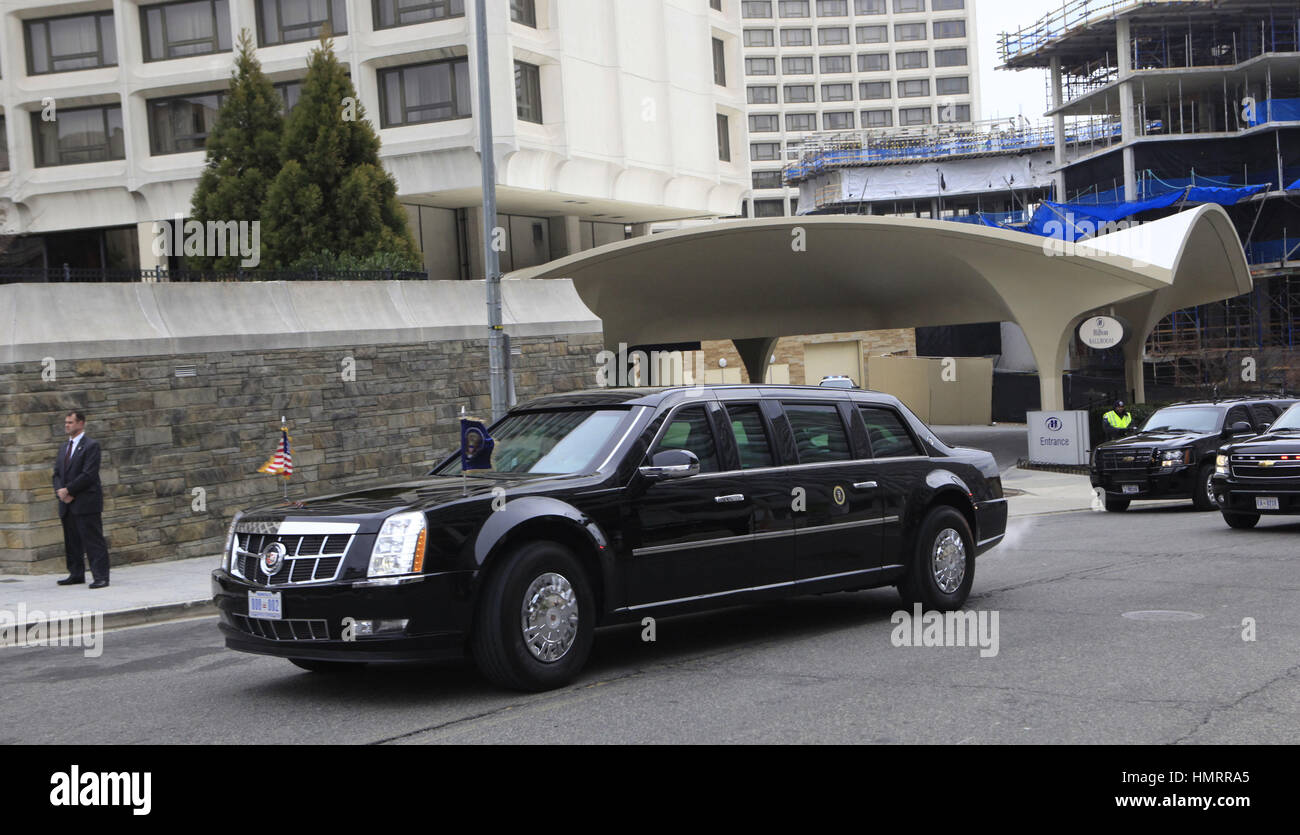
[137,221,164,278]
[630,223,652,238]
[549,215,584,258]
[1123,338,1147,405]
[1117,18,1138,201]
[466,206,486,280]
[1050,57,1068,200]
[734,337,780,386]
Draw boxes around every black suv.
[1212,402,1300,528]
[213,385,1007,691]
[1090,397,1296,512]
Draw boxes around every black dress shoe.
[89,580,110,589]
[57,576,85,586]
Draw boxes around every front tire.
[1192,462,1217,511]
[471,541,595,692]
[898,506,975,611]
[1222,512,1260,530]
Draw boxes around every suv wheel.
[1192,462,1217,511]
[471,541,595,692]
[898,506,975,611]
[1222,512,1260,530]
[1104,496,1130,513]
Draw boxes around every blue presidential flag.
[460,419,494,471]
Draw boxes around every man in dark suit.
[53,410,111,588]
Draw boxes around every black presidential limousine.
[213,386,1008,691]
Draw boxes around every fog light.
[353,619,409,637]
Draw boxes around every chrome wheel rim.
[520,572,579,663]
[1205,470,1216,506]
[931,528,967,594]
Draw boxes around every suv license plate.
[1256,497,1281,511]
[248,591,282,621]
[1122,485,1141,495]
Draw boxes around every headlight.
[1159,449,1192,467]
[368,511,428,577]
[223,514,242,572]
[1216,454,1229,475]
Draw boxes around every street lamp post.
[475,0,508,423]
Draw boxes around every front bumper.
[212,569,477,662]
[1090,465,1196,500]
[1211,476,1300,515]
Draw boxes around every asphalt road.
[3,504,1297,744]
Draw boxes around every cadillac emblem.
[260,542,287,576]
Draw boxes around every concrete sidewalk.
[0,468,1102,638]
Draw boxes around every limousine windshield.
[436,408,631,476]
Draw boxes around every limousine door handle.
[853,481,879,491]
[714,494,746,504]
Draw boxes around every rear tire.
[289,659,368,674]
[471,541,595,692]
[1192,462,1216,511]
[898,506,975,611]
[1104,496,1131,513]
[1222,512,1260,530]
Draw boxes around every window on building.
[782,55,813,73]
[895,22,926,41]
[818,26,849,45]
[779,0,810,18]
[0,117,8,171]
[142,0,232,61]
[515,61,542,123]
[899,106,931,125]
[862,108,893,128]
[751,141,782,161]
[274,79,303,111]
[856,24,887,43]
[819,54,851,73]
[746,56,776,75]
[816,0,848,15]
[936,75,968,95]
[823,111,853,130]
[711,0,723,10]
[510,0,537,26]
[373,0,465,29]
[933,0,964,8]
[822,82,853,101]
[783,84,815,103]
[32,104,124,166]
[896,50,928,69]
[893,0,925,11]
[753,170,783,189]
[744,28,775,47]
[754,199,785,217]
[934,47,967,66]
[934,20,966,39]
[939,103,971,123]
[717,113,731,161]
[781,28,812,46]
[860,80,890,99]
[148,91,225,154]
[378,59,471,127]
[855,0,885,12]
[748,85,778,104]
[25,12,117,75]
[786,112,816,131]
[257,0,346,46]
[898,78,929,97]
[749,113,780,132]
[712,38,726,86]
[742,0,773,18]
[858,52,888,71]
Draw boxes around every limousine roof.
[518,385,902,411]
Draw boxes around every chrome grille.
[1231,454,1300,479]
[233,532,352,586]
[1099,448,1154,472]
[228,614,330,641]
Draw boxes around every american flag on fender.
[257,422,293,479]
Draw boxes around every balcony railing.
[0,266,430,284]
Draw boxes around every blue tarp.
[1025,184,1268,241]
[1289,179,1300,191]
[1246,98,1300,127]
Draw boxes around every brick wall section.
[702,329,917,385]
[0,334,604,573]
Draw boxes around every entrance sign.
[1028,411,1091,466]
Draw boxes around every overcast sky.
[975,0,1070,122]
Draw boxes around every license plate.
[1256,497,1281,511]
[248,591,282,621]
[1122,484,1141,495]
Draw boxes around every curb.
[1,599,216,647]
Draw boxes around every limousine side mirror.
[639,449,700,481]
[1222,421,1253,439]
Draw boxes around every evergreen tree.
[261,37,420,269]
[189,29,284,271]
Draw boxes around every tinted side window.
[1250,404,1278,426]
[655,406,720,473]
[727,404,775,470]
[784,403,852,463]
[860,406,923,457]
[1225,406,1252,430]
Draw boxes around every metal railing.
[999,0,1136,64]
[0,266,430,284]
